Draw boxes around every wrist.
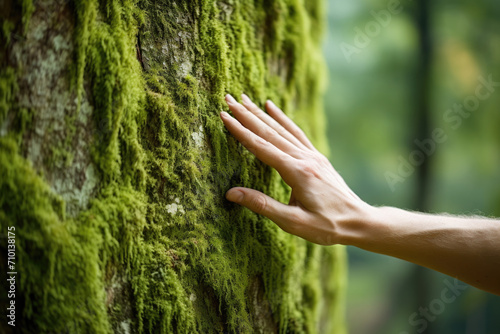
[335,202,391,247]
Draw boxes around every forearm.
[339,206,500,295]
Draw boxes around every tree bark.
[0,0,346,333]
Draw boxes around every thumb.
[226,187,304,235]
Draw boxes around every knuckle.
[250,195,267,214]
[295,160,308,170]
[254,136,269,148]
[305,165,320,178]
[287,212,304,232]
[263,126,278,139]
[311,152,328,164]
[298,161,320,178]
[301,151,316,160]
[307,151,325,162]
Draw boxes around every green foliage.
[0,0,345,333]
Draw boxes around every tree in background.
[324,0,500,333]
[0,0,346,333]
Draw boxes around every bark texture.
[0,0,346,333]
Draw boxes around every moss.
[0,67,18,126]
[0,0,346,333]
[0,136,110,333]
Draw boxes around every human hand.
[220,94,373,245]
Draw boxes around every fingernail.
[241,94,251,104]
[226,189,244,202]
[220,111,229,119]
[225,94,236,105]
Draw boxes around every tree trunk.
[0,0,346,333]
[411,2,435,333]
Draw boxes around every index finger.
[220,111,298,184]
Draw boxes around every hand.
[222,94,500,294]
[220,94,372,245]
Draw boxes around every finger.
[226,187,304,236]
[220,111,297,182]
[240,94,308,150]
[265,100,316,151]
[225,94,304,158]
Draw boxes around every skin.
[220,93,500,296]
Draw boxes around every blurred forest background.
[322,0,500,333]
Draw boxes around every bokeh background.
[322,0,500,333]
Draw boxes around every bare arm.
[220,94,500,296]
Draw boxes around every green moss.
[0,137,109,332]
[0,67,18,125]
[0,0,346,333]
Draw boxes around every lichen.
[0,0,346,333]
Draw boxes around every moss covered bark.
[0,0,346,333]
